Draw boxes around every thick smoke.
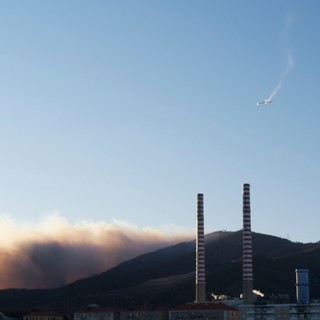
[0,213,192,289]
[267,15,294,102]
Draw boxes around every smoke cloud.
[0,213,193,289]
[267,15,294,102]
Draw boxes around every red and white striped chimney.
[196,193,206,303]
[242,183,254,304]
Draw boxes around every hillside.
[0,230,319,314]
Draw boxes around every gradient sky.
[1,1,320,244]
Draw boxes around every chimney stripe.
[242,183,254,304]
[196,193,206,303]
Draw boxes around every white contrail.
[266,15,294,102]
[267,54,294,101]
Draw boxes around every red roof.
[171,303,238,312]
[25,311,64,317]
[123,307,168,312]
[75,306,123,313]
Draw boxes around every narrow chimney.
[242,183,254,304]
[196,193,206,303]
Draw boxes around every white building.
[120,307,168,320]
[239,303,320,319]
[169,303,239,320]
[74,306,122,320]
[23,311,65,320]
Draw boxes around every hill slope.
[0,230,319,313]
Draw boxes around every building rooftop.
[24,311,64,317]
[75,306,123,313]
[170,303,238,312]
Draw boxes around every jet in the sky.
[257,99,274,106]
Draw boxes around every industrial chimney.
[242,183,254,304]
[196,193,206,303]
[295,269,310,304]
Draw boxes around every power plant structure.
[194,187,255,306]
[242,183,254,305]
[74,184,320,320]
[238,184,320,320]
[296,269,310,305]
[190,185,320,319]
[195,193,206,303]
[26,184,320,320]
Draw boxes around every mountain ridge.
[0,230,319,314]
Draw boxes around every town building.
[74,306,122,320]
[23,311,65,320]
[239,302,320,319]
[120,307,167,320]
[169,303,239,320]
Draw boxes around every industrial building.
[73,184,320,320]
[169,303,239,320]
[238,303,320,319]
[238,184,320,319]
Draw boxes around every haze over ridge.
[0,213,192,289]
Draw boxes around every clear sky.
[1,0,320,245]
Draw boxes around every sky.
[0,1,320,288]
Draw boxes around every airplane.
[257,99,274,106]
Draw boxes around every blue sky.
[1,1,320,243]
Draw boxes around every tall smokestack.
[242,183,254,304]
[196,193,206,303]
